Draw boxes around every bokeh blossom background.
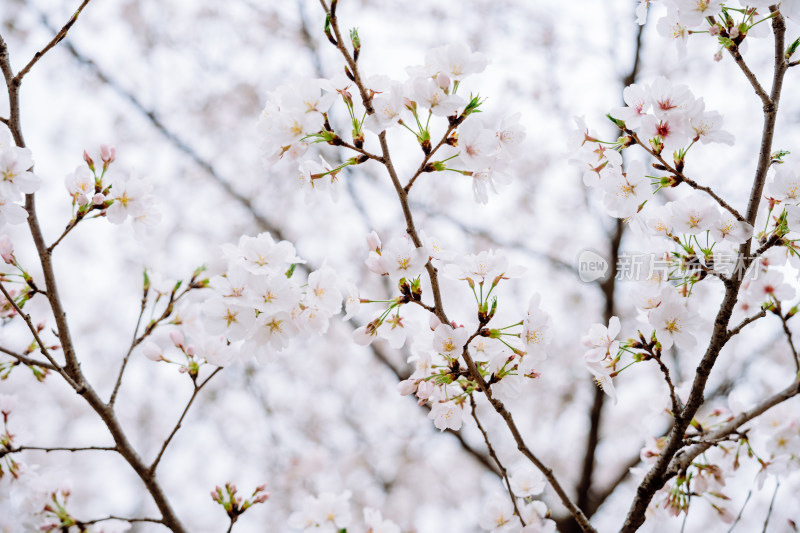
[2,0,800,531]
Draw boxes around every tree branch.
[150,368,221,473]
[320,4,595,530]
[0,344,59,371]
[726,308,768,340]
[15,0,94,83]
[470,395,525,526]
[620,10,788,531]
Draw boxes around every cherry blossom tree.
[1,0,800,532]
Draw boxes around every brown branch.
[620,10,788,532]
[108,282,150,407]
[0,344,59,371]
[628,131,745,223]
[320,4,594,530]
[79,516,164,527]
[0,281,75,386]
[727,45,771,108]
[2,20,189,533]
[0,445,116,458]
[653,353,682,416]
[761,481,780,533]
[470,395,525,526]
[149,368,221,473]
[726,308,768,340]
[15,0,93,82]
[777,309,799,373]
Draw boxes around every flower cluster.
[64,146,161,234]
[638,0,799,59]
[479,467,555,533]
[356,231,551,430]
[287,490,353,532]
[199,233,342,360]
[257,43,526,204]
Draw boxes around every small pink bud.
[83,150,95,169]
[436,73,450,90]
[169,330,185,348]
[254,493,270,503]
[186,344,196,356]
[709,25,721,36]
[0,235,15,264]
[92,193,106,206]
[366,231,381,252]
[428,313,442,331]
[397,379,417,396]
[100,144,116,164]
[729,27,739,39]
[142,341,164,362]
[255,484,266,492]
[713,51,723,62]
[416,380,434,400]
[77,194,90,207]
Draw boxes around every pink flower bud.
[169,330,185,348]
[186,344,196,356]
[365,252,388,275]
[436,73,451,90]
[77,194,90,207]
[142,341,164,362]
[92,193,106,206]
[366,231,381,252]
[416,380,434,400]
[0,235,15,264]
[100,144,116,164]
[713,51,723,62]
[428,313,442,331]
[83,150,95,169]
[397,379,417,396]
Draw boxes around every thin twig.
[470,395,525,526]
[108,286,149,407]
[727,308,769,340]
[0,345,59,371]
[149,367,222,473]
[727,489,752,533]
[0,445,116,458]
[79,516,164,526]
[778,311,799,374]
[0,281,76,387]
[762,481,780,533]
[627,130,745,223]
[15,0,94,82]
[653,353,682,416]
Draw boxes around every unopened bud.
[100,144,116,164]
[169,330,185,348]
[366,231,381,253]
[397,379,417,396]
[83,150,95,170]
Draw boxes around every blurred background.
[1,0,800,531]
